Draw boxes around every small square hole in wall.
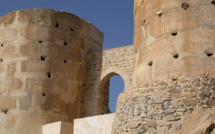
[55,23,59,28]
[173,54,179,59]
[41,56,47,61]
[47,72,51,78]
[182,3,189,10]
[64,41,67,46]
[172,78,177,81]
[1,109,8,114]
[211,0,215,6]
[172,51,179,59]
[148,61,153,66]
[206,52,214,57]
[156,10,163,17]
[70,27,74,32]
[171,32,178,36]
[205,49,214,57]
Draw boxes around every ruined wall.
[84,45,133,117]
[0,8,103,134]
[112,0,215,134]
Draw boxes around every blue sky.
[0,0,134,49]
[0,0,134,112]
[109,75,125,112]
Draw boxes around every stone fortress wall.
[84,45,133,117]
[112,0,215,134]
[1,0,215,134]
[0,8,134,134]
[0,8,103,134]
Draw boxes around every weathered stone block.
[136,124,147,134]
[172,93,183,98]
[3,45,15,57]
[25,78,48,92]
[185,93,197,98]
[165,115,179,121]
[182,99,198,106]
[157,126,167,134]
[146,119,156,127]
[157,120,170,127]
[128,121,139,129]
[6,63,16,76]
[168,88,182,94]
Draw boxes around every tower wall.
[112,0,215,133]
[133,0,215,86]
[0,9,103,134]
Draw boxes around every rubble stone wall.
[112,75,215,134]
[84,45,133,116]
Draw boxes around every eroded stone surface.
[112,0,215,133]
[1,1,215,134]
[0,8,103,134]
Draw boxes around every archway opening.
[98,73,125,114]
[109,75,124,112]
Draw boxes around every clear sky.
[0,0,134,112]
[109,75,125,112]
[0,0,134,49]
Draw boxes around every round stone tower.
[112,0,215,133]
[0,9,103,134]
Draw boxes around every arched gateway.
[83,45,133,116]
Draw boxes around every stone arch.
[84,46,133,117]
[100,67,131,90]
[97,67,130,114]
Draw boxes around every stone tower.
[112,0,215,133]
[0,9,103,134]
[1,1,215,134]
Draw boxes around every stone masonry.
[112,0,215,134]
[0,8,103,134]
[1,0,215,134]
[112,76,215,134]
[84,45,133,116]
